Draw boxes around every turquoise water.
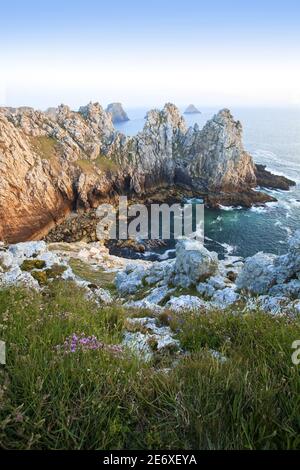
[115,107,300,258]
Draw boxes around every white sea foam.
[218,205,243,211]
[220,242,236,255]
[210,216,223,225]
[250,206,267,214]
[158,249,176,260]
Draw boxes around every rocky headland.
[105,102,130,123]
[184,104,201,114]
[0,103,294,244]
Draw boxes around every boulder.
[115,264,147,295]
[236,252,277,295]
[166,295,208,312]
[9,241,47,260]
[211,287,240,309]
[172,239,218,287]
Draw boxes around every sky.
[0,0,300,109]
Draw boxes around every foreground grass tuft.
[0,282,300,450]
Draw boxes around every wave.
[210,216,223,225]
[220,242,236,255]
[158,249,176,260]
[250,206,268,213]
[218,205,243,211]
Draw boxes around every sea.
[114,106,300,260]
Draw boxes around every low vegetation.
[76,155,119,174]
[0,281,300,450]
[30,136,62,164]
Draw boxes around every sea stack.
[106,102,129,123]
[184,104,201,114]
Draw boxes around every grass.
[76,155,119,174]
[69,258,116,293]
[0,281,300,450]
[30,136,62,164]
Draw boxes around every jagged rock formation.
[0,103,294,243]
[184,104,201,114]
[106,103,129,123]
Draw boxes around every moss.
[21,259,46,271]
[76,155,119,175]
[69,258,116,293]
[94,154,119,173]
[31,270,48,285]
[147,337,158,351]
[45,264,67,279]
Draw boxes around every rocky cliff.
[106,103,129,123]
[0,103,294,243]
[184,104,201,114]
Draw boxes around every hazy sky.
[1,0,300,109]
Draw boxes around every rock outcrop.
[236,230,300,296]
[113,231,300,316]
[255,164,296,190]
[0,103,294,243]
[106,103,129,123]
[184,104,201,114]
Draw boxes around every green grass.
[0,282,300,450]
[30,136,62,163]
[76,155,119,174]
[69,258,116,293]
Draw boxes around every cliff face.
[0,103,290,243]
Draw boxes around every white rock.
[115,265,147,295]
[236,252,277,295]
[123,317,180,361]
[0,266,39,289]
[166,295,208,312]
[38,251,63,268]
[207,275,228,290]
[144,285,173,305]
[196,282,215,298]
[125,299,164,313]
[90,287,113,305]
[144,260,175,285]
[123,332,153,361]
[8,241,47,260]
[0,251,15,270]
[269,279,300,298]
[211,287,240,309]
[173,239,218,287]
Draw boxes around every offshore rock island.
[0,103,294,243]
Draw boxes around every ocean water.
[114,107,300,259]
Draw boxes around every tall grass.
[0,281,299,449]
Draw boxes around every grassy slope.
[0,281,300,450]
